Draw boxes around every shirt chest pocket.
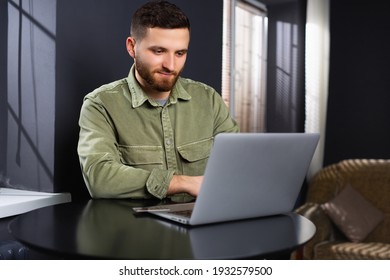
[118,145,163,171]
[177,137,213,176]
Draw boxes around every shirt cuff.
[146,169,175,199]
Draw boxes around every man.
[77,1,239,201]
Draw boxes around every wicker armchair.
[293,159,390,259]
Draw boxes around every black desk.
[9,200,315,259]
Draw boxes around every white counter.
[0,188,71,218]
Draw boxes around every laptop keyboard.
[171,210,193,218]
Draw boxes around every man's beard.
[135,58,183,93]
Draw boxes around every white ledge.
[0,188,72,218]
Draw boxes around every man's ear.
[126,37,136,58]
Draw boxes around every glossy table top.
[9,199,316,259]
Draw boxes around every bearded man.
[77,1,238,201]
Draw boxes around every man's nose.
[162,54,175,71]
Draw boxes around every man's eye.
[153,49,164,54]
[176,51,187,57]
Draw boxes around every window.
[222,0,268,132]
[4,0,56,190]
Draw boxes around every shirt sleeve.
[211,90,240,134]
[77,97,173,199]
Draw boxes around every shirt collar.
[126,64,191,108]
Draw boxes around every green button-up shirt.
[78,65,239,200]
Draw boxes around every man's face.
[127,28,190,97]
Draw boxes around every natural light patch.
[222,0,267,132]
[304,0,330,178]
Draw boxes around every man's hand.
[167,175,204,197]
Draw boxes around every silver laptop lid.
[189,133,319,225]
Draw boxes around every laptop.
[133,133,319,226]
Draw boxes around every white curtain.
[305,0,330,178]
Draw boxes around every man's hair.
[131,1,190,40]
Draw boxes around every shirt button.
[165,139,172,146]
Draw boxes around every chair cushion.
[321,185,385,242]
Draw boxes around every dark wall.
[265,0,307,132]
[324,0,390,165]
[0,0,7,176]
[54,0,224,200]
